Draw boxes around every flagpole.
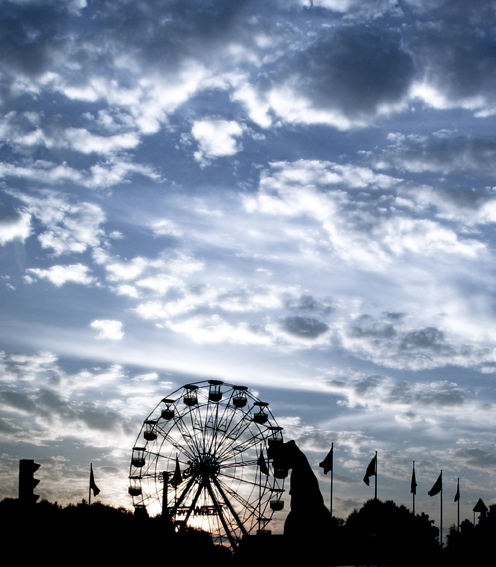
[258,444,262,533]
[374,451,378,500]
[88,463,92,506]
[412,461,416,515]
[457,478,460,532]
[330,442,334,517]
[440,470,443,547]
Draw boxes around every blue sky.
[2,0,496,536]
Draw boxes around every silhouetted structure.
[271,440,333,564]
[18,459,40,505]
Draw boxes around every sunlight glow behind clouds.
[3,0,496,526]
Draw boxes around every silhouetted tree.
[0,497,230,565]
[444,505,496,566]
[344,499,439,566]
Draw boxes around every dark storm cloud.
[377,132,496,176]
[0,2,69,79]
[0,417,20,434]
[93,0,254,71]
[285,294,334,315]
[349,374,383,395]
[0,385,125,434]
[287,25,415,117]
[280,315,329,338]
[349,318,397,339]
[78,404,126,432]
[386,379,466,407]
[0,390,36,413]
[327,374,467,409]
[408,0,496,25]
[413,14,496,104]
[400,327,449,353]
[385,312,406,321]
[452,447,496,470]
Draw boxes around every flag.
[319,445,333,475]
[454,479,460,502]
[170,456,182,488]
[411,465,417,495]
[363,454,377,486]
[90,464,100,497]
[428,472,442,496]
[257,448,269,476]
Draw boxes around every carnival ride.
[129,380,287,548]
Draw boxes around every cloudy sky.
[2,0,496,535]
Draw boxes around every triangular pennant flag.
[319,445,333,475]
[170,456,183,488]
[257,448,269,476]
[411,465,417,495]
[428,472,442,497]
[363,454,377,486]
[90,464,100,496]
[454,480,460,502]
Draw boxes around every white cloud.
[192,119,243,166]
[26,263,95,286]
[166,314,272,346]
[151,219,182,238]
[102,256,150,282]
[9,190,106,255]
[0,351,60,384]
[232,83,272,128]
[0,211,31,245]
[136,274,179,296]
[11,125,141,156]
[0,158,160,189]
[90,320,124,340]
[114,284,140,298]
[0,160,85,185]
[245,160,485,267]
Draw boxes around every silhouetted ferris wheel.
[129,380,286,547]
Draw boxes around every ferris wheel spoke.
[219,458,258,469]
[204,399,220,454]
[181,479,205,525]
[204,477,238,549]
[154,429,196,461]
[209,396,239,454]
[175,411,203,457]
[218,429,268,462]
[215,484,260,524]
[214,418,252,457]
[215,417,259,460]
[169,474,197,512]
[190,402,206,453]
[211,475,249,538]
[218,469,269,490]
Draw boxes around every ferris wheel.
[128,380,286,547]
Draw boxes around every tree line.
[1,496,493,566]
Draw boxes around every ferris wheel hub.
[190,454,220,478]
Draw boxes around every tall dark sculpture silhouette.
[271,440,332,559]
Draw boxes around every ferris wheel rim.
[129,380,286,547]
